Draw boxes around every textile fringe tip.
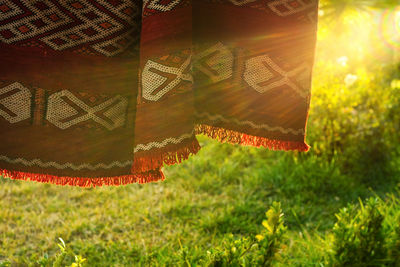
[132,138,201,173]
[195,124,310,152]
[0,168,165,187]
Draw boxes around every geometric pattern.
[267,0,316,17]
[0,155,132,170]
[0,1,22,20]
[226,0,317,20]
[195,112,305,135]
[46,90,128,130]
[228,0,257,6]
[0,82,32,123]
[134,107,306,153]
[0,0,140,56]
[142,0,188,17]
[144,0,182,11]
[134,130,195,153]
[243,54,311,98]
[141,55,193,102]
[194,42,234,83]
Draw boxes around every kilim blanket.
[0,0,319,187]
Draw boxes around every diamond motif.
[194,42,234,83]
[99,22,113,29]
[82,27,98,36]
[0,83,32,123]
[46,90,128,130]
[49,37,67,45]
[268,0,316,16]
[146,0,182,12]
[18,25,30,33]
[0,1,140,56]
[0,4,11,12]
[34,1,49,10]
[31,19,46,28]
[244,54,311,97]
[71,2,84,9]
[142,55,193,101]
[0,30,15,39]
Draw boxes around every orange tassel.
[1,169,164,187]
[132,138,201,173]
[195,124,310,152]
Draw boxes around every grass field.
[1,135,399,266]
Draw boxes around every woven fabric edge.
[1,169,165,188]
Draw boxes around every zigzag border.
[0,155,132,170]
[133,130,195,153]
[196,112,305,135]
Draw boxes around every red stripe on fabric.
[193,2,317,45]
[0,44,137,94]
[140,6,192,61]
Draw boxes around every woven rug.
[0,0,319,187]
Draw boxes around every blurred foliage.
[330,197,386,266]
[302,0,400,186]
[320,0,400,25]
[329,195,400,267]
[321,0,399,14]
[202,201,287,267]
[306,59,400,184]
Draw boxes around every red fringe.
[195,124,310,152]
[1,168,164,188]
[132,124,308,174]
[132,138,201,173]
[1,125,308,187]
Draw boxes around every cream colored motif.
[244,54,311,97]
[145,0,182,12]
[196,112,305,135]
[46,90,128,130]
[0,82,31,123]
[268,0,316,16]
[0,155,132,170]
[0,1,23,20]
[133,131,195,153]
[0,1,69,43]
[133,109,305,153]
[142,56,193,101]
[133,111,305,153]
[194,42,234,83]
[229,0,257,6]
[0,0,139,56]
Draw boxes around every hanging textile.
[0,0,319,187]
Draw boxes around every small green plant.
[70,255,86,267]
[204,234,256,266]
[383,194,400,267]
[254,201,287,267]
[53,238,68,267]
[204,201,287,266]
[330,197,386,266]
[386,215,400,266]
[36,238,86,267]
[176,239,193,267]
